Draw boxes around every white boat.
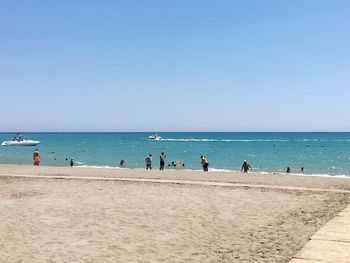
[1,139,40,146]
[148,134,161,140]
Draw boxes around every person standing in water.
[200,155,209,171]
[159,152,166,170]
[145,154,152,170]
[70,158,74,167]
[33,149,41,166]
[241,160,252,173]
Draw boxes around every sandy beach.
[1,165,350,262]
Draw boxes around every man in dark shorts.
[201,155,209,171]
[241,160,252,173]
[159,152,166,170]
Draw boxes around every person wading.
[159,152,166,170]
[241,160,252,173]
[145,154,152,170]
[33,149,41,166]
[200,155,209,171]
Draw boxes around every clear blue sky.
[0,0,349,132]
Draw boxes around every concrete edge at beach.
[289,204,350,263]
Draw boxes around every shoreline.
[2,162,350,179]
[1,164,350,190]
[77,165,350,179]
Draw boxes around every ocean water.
[0,132,350,177]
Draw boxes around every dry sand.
[0,164,350,262]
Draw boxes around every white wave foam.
[221,139,289,142]
[169,168,203,172]
[73,165,350,178]
[160,138,216,142]
[160,138,350,143]
[76,165,124,169]
[281,172,350,179]
[159,138,289,142]
[208,168,232,172]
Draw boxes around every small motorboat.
[1,140,41,146]
[1,134,40,146]
[148,134,162,140]
[1,140,40,146]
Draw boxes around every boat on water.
[148,134,162,140]
[1,134,40,146]
[1,140,41,146]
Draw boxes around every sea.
[0,132,350,177]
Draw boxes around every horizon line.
[1,131,350,133]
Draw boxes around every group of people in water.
[140,153,253,173]
[32,149,74,167]
[32,149,254,172]
[142,153,185,170]
[32,149,303,174]
[286,166,305,173]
